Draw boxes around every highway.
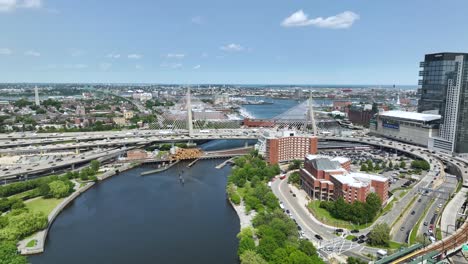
[1,129,468,261]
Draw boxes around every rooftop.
[379,110,441,122]
[332,172,387,188]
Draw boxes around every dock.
[140,160,180,176]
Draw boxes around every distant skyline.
[1,0,467,84]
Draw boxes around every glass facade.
[418,53,468,153]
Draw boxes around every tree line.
[227,151,324,264]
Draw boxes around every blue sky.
[1,0,467,84]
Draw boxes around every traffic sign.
[462,244,468,252]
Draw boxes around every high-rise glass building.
[418,52,468,153]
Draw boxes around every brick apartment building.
[300,155,389,204]
[257,130,318,164]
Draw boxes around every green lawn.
[26,239,37,248]
[8,189,37,200]
[346,235,356,241]
[307,201,372,230]
[367,240,405,251]
[25,197,64,216]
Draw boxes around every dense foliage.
[287,172,300,185]
[288,160,301,171]
[319,193,382,225]
[367,223,391,247]
[410,160,430,170]
[347,256,367,264]
[227,152,324,264]
[0,241,27,264]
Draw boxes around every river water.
[29,147,241,264]
[241,97,333,119]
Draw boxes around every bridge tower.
[186,86,194,136]
[308,91,317,136]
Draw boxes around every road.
[271,175,380,259]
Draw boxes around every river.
[29,142,244,264]
[241,97,333,119]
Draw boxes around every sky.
[0,0,467,85]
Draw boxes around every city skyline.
[1,0,467,84]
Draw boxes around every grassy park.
[26,197,64,216]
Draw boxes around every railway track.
[392,221,468,263]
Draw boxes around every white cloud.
[160,62,182,69]
[165,53,185,59]
[106,53,121,59]
[0,48,12,55]
[135,64,143,70]
[201,52,208,58]
[281,10,359,29]
[191,16,203,24]
[193,65,201,70]
[128,54,142,59]
[99,62,112,71]
[0,0,42,12]
[220,43,244,52]
[24,50,40,57]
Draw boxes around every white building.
[370,110,441,147]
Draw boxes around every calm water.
[29,159,240,264]
[242,97,332,119]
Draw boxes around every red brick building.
[300,155,389,204]
[243,118,275,128]
[127,149,148,160]
[259,131,318,164]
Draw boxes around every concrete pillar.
[308,91,317,136]
[75,148,80,154]
[187,86,193,136]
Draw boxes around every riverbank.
[229,199,256,230]
[18,162,138,255]
[18,180,95,255]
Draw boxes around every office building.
[256,130,318,164]
[300,155,389,204]
[370,110,441,147]
[418,52,468,153]
[34,86,40,106]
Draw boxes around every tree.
[38,183,51,197]
[240,250,268,264]
[287,172,300,185]
[400,161,406,169]
[257,236,279,261]
[0,241,27,264]
[90,160,100,172]
[238,236,256,255]
[288,160,301,171]
[298,239,317,257]
[48,180,70,199]
[374,164,381,171]
[80,169,89,181]
[367,223,391,247]
[388,161,393,169]
[287,250,314,264]
[360,164,368,172]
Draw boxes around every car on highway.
[350,229,359,233]
[400,226,405,231]
[352,237,359,242]
[357,239,365,244]
[314,234,323,240]
[423,222,428,226]
[411,211,416,215]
